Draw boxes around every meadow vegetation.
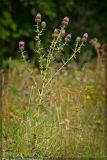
[2,60,105,159]
[2,13,106,159]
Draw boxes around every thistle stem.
[44,42,84,88]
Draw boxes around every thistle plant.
[19,13,88,107]
[19,41,26,61]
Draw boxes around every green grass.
[2,61,105,159]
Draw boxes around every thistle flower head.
[62,16,69,25]
[54,28,59,34]
[65,34,71,42]
[19,41,25,50]
[52,33,58,38]
[35,13,41,23]
[52,28,59,38]
[82,33,88,42]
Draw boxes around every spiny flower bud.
[54,28,59,34]
[65,34,71,42]
[41,21,46,28]
[62,16,69,25]
[19,41,25,50]
[82,33,88,42]
[76,36,81,42]
[61,29,66,37]
[52,28,59,38]
[52,32,58,38]
[35,13,41,23]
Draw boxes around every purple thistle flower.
[35,13,41,23]
[19,41,25,50]
[62,17,69,25]
[82,33,88,42]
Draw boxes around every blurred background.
[0,0,107,67]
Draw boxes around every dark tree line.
[0,0,107,66]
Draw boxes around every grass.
[2,60,105,159]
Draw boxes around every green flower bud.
[41,21,46,28]
[76,36,81,42]
[61,29,66,37]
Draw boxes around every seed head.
[82,33,88,42]
[19,41,25,50]
[65,34,71,42]
[35,13,41,23]
[62,17,69,25]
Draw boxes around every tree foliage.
[0,0,107,65]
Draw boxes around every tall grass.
[2,60,105,159]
